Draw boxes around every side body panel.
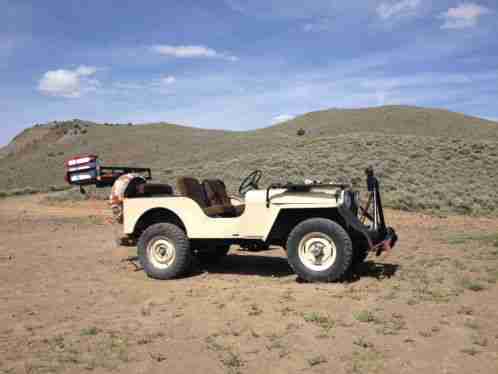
[124,188,343,240]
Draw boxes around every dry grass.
[1,198,498,374]
[1,106,497,216]
[26,331,130,373]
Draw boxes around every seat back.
[136,183,173,197]
[176,177,208,208]
[203,179,231,207]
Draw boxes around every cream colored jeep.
[114,168,397,282]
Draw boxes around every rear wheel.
[138,223,192,279]
[286,218,353,282]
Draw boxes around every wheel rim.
[298,232,337,271]
[147,237,176,269]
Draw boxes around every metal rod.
[374,190,378,229]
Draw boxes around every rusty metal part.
[109,173,146,223]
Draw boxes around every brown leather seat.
[202,179,245,217]
[176,177,208,207]
[176,177,244,217]
[176,177,236,217]
[136,183,173,197]
[203,179,231,206]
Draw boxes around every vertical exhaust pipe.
[365,166,386,233]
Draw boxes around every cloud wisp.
[110,74,177,96]
[302,19,332,33]
[272,114,295,123]
[160,75,176,85]
[376,0,421,20]
[439,3,491,29]
[38,66,99,98]
[151,44,238,61]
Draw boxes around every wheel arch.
[265,208,346,247]
[133,208,186,238]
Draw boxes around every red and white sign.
[65,155,99,186]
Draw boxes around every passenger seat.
[176,177,241,217]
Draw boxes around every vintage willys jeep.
[65,156,397,282]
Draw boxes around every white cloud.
[377,0,421,20]
[152,45,216,58]
[272,114,295,124]
[110,75,177,96]
[151,44,238,61]
[38,65,99,98]
[75,65,97,76]
[439,3,491,29]
[161,75,176,85]
[302,20,331,32]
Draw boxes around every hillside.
[1,105,497,216]
[266,105,498,139]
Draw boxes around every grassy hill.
[266,105,498,139]
[1,105,497,216]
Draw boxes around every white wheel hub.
[298,232,337,271]
[147,237,176,269]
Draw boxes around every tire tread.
[137,223,191,280]
[286,218,353,282]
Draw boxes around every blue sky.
[1,0,498,146]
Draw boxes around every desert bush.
[1,114,498,216]
[42,186,110,204]
[49,185,72,192]
[9,187,39,196]
[297,128,306,136]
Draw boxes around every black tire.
[196,244,231,264]
[286,218,353,282]
[137,223,192,280]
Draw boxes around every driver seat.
[202,179,245,217]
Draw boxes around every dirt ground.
[1,195,497,374]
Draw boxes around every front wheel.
[286,218,353,282]
[137,223,192,279]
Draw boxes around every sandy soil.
[0,195,497,374]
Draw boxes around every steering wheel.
[239,170,262,196]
